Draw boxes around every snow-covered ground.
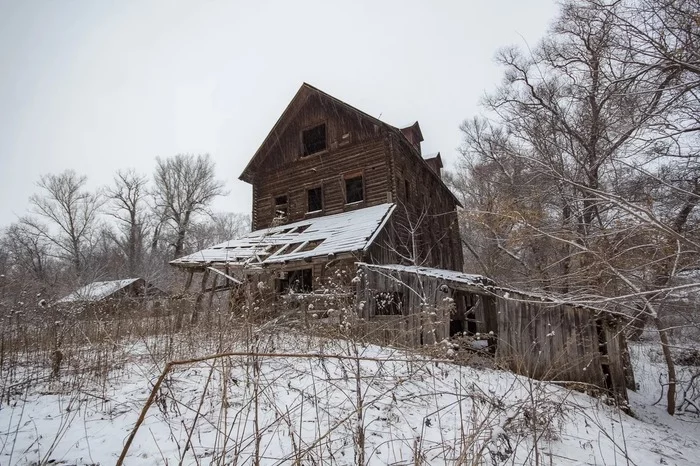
[1,331,699,465]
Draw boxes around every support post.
[191,268,210,325]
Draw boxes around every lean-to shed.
[356,263,634,402]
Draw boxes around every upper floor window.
[307,186,323,212]
[345,175,364,204]
[302,123,327,156]
[274,195,288,217]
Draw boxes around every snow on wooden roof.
[171,203,396,268]
[359,263,496,289]
[57,278,141,303]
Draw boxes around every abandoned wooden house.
[170,83,633,400]
[356,263,634,402]
[171,82,463,300]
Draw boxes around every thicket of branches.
[0,154,248,303]
[447,0,700,415]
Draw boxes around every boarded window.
[345,175,364,204]
[375,292,404,316]
[302,124,327,156]
[307,187,323,212]
[274,195,288,217]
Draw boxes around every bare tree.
[3,220,52,283]
[152,154,226,258]
[455,0,700,415]
[28,170,103,276]
[106,169,149,276]
[188,212,251,251]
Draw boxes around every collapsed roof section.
[171,203,396,269]
[57,278,142,303]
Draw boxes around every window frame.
[272,194,289,219]
[276,268,313,294]
[300,122,328,157]
[344,173,365,205]
[306,185,324,213]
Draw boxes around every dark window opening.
[302,124,327,156]
[298,239,324,252]
[285,242,304,253]
[596,319,614,391]
[307,187,323,212]
[276,268,313,293]
[345,175,364,204]
[375,291,404,316]
[405,180,411,202]
[274,195,288,217]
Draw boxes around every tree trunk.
[655,316,677,415]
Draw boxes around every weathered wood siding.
[495,293,629,401]
[251,93,392,230]
[357,265,455,346]
[389,134,463,271]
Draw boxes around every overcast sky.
[0,0,557,229]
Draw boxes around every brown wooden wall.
[253,137,391,230]
[250,93,393,230]
[388,134,463,271]
[494,294,629,401]
[356,265,454,346]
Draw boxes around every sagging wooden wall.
[356,265,632,401]
[495,294,632,401]
[356,265,490,346]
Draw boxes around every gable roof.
[238,83,461,207]
[57,278,142,303]
[171,203,396,268]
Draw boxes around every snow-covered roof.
[57,278,141,303]
[359,263,496,289]
[171,203,396,268]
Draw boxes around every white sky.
[0,0,557,229]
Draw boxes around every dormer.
[423,152,443,179]
[399,121,424,155]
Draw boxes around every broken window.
[302,123,327,156]
[345,175,364,204]
[307,186,323,212]
[274,195,288,218]
[375,291,404,316]
[276,268,313,293]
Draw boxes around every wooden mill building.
[171,83,463,292]
[170,84,633,401]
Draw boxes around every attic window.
[345,175,364,204]
[302,124,327,156]
[307,187,323,212]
